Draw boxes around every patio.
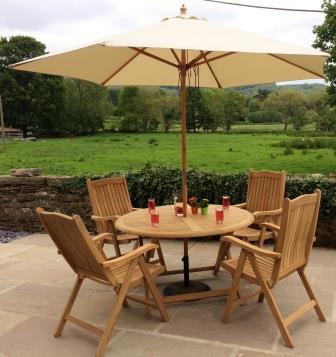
[0,234,335,357]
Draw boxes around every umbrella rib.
[194,51,236,66]
[171,49,182,66]
[187,51,212,69]
[200,51,222,89]
[268,53,325,79]
[129,47,178,68]
[100,49,145,85]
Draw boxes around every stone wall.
[0,176,94,233]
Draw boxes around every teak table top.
[115,205,254,239]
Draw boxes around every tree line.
[0,0,335,136]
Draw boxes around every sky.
[0,0,327,85]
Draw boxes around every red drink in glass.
[216,208,224,224]
[151,211,159,227]
[222,195,230,210]
[148,198,155,213]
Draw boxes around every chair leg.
[214,241,231,275]
[54,275,84,337]
[223,250,247,323]
[96,259,137,357]
[298,270,326,322]
[138,257,169,322]
[247,252,294,348]
[144,282,152,319]
[156,241,167,271]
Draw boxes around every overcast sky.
[0,0,326,85]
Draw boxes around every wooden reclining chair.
[36,207,169,357]
[214,170,286,274]
[87,177,166,268]
[218,189,325,348]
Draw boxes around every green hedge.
[50,164,336,246]
[51,164,335,217]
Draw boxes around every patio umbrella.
[10,5,329,216]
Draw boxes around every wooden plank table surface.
[115,204,254,239]
[116,204,254,303]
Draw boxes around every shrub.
[50,164,336,247]
[274,138,336,150]
[148,138,158,145]
[284,147,294,155]
[50,164,335,218]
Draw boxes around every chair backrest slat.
[245,170,286,214]
[245,170,286,225]
[88,177,133,218]
[36,208,118,285]
[272,190,320,280]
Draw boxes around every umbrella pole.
[181,50,188,217]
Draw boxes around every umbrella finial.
[180,4,187,16]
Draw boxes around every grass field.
[0,132,335,176]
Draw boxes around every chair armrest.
[91,215,119,222]
[102,243,159,268]
[260,222,280,233]
[233,202,246,209]
[92,233,113,244]
[220,236,281,259]
[253,208,282,218]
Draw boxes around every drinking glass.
[150,210,160,227]
[222,195,230,210]
[215,207,224,224]
[148,198,155,213]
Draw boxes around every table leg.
[163,239,211,296]
[182,239,189,286]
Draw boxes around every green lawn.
[0,132,335,176]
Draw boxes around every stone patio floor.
[0,234,335,357]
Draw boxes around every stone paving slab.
[0,234,335,357]
[105,330,235,357]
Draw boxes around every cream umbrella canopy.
[10,5,329,216]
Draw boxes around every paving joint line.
[0,281,24,296]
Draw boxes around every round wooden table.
[116,204,254,301]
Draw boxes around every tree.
[117,86,140,131]
[0,35,65,136]
[322,106,336,131]
[202,89,246,132]
[202,88,222,132]
[313,0,336,105]
[306,89,328,130]
[263,90,306,130]
[160,92,180,132]
[117,86,161,132]
[136,88,161,132]
[186,87,204,132]
[63,78,111,135]
[219,90,246,132]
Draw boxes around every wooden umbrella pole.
[181,50,188,217]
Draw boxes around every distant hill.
[108,83,326,99]
[232,83,326,96]
[276,83,326,94]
